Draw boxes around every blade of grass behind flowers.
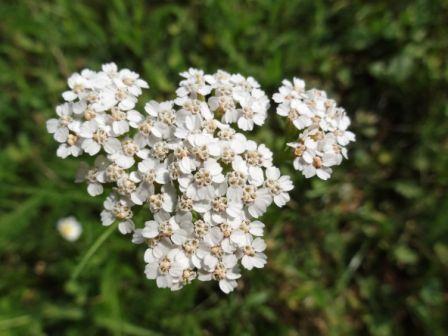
[70,223,118,281]
[95,316,163,336]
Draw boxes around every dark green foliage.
[0,0,447,335]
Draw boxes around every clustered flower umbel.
[47,64,293,293]
[273,78,355,180]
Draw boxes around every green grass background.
[1,0,447,335]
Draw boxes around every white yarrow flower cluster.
[48,64,292,294]
[273,78,355,180]
[46,63,149,159]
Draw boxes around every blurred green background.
[1,0,447,335]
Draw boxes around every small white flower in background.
[274,77,355,180]
[57,216,82,242]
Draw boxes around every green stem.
[70,223,117,281]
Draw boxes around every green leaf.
[394,245,418,265]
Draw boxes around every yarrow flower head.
[273,78,355,180]
[46,62,149,159]
[47,64,292,294]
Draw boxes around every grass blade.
[70,223,117,281]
